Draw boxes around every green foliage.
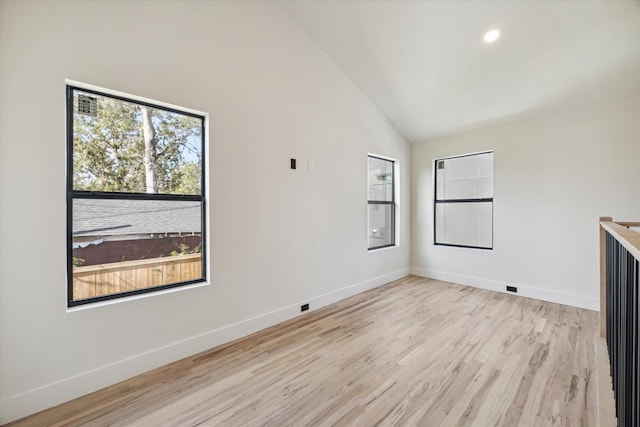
[175,162,202,195]
[72,256,86,267]
[170,243,201,256]
[73,94,202,194]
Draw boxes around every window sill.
[368,244,399,253]
[66,280,210,313]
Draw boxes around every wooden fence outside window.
[73,253,202,300]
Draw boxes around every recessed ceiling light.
[483,28,501,44]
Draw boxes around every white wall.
[412,92,640,310]
[0,1,410,422]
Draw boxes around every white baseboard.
[0,268,410,424]
[411,267,598,311]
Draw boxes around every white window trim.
[66,80,211,309]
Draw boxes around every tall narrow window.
[434,151,493,249]
[368,155,396,250]
[67,84,207,306]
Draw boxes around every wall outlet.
[290,158,296,169]
[300,303,309,312]
[506,285,518,293]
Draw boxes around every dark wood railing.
[600,217,640,427]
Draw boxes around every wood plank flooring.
[5,276,606,426]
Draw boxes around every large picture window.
[368,155,396,250]
[67,84,207,306]
[434,151,493,249]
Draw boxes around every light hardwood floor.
[6,276,607,426]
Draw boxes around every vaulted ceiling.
[282,1,640,142]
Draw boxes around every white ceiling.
[282,0,640,142]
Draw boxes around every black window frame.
[66,84,207,307]
[367,155,396,251]
[433,151,493,250]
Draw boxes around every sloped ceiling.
[282,0,640,142]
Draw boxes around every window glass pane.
[73,199,202,237]
[72,89,203,195]
[476,152,493,179]
[71,199,203,301]
[368,204,394,248]
[435,202,492,248]
[368,157,393,201]
[436,152,493,200]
